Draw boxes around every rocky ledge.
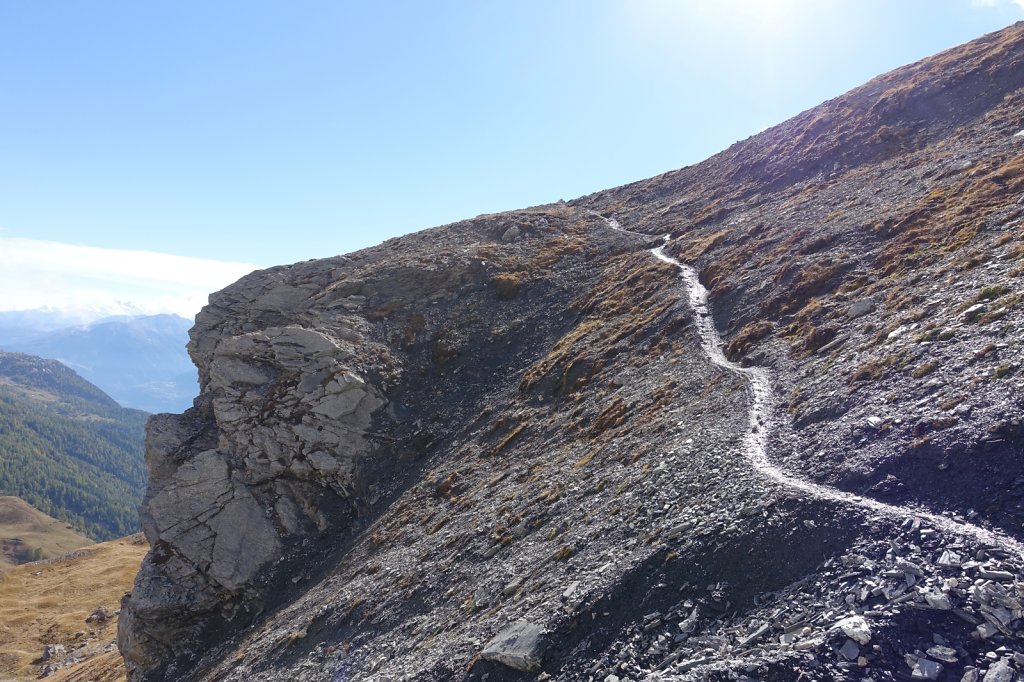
[117,206,642,679]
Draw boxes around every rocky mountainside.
[120,23,1024,682]
[0,351,147,539]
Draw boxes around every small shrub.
[591,398,629,436]
[552,545,574,561]
[488,422,526,457]
[851,359,886,382]
[798,234,836,255]
[725,321,773,358]
[979,308,1008,324]
[432,338,458,366]
[940,396,964,411]
[976,284,1009,301]
[802,325,839,353]
[911,361,939,378]
[960,252,985,270]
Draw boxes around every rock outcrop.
[121,22,1024,682]
[118,206,635,679]
[119,267,394,677]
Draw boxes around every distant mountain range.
[0,311,197,414]
[0,351,147,540]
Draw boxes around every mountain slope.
[120,22,1024,682]
[0,496,93,569]
[0,352,147,539]
[578,21,1024,533]
[1,314,197,414]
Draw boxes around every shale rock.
[480,620,546,671]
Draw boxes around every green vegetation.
[994,364,1015,379]
[0,352,147,540]
[976,284,1010,301]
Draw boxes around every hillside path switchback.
[598,214,1024,558]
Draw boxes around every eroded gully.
[600,214,1024,558]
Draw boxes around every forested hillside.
[0,352,147,539]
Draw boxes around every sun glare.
[612,0,812,59]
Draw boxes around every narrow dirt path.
[600,214,1024,558]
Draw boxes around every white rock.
[912,658,944,680]
[848,299,876,319]
[984,658,1014,682]
[834,615,872,645]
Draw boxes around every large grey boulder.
[480,620,546,672]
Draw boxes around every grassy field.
[0,496,93,569]
[0,533,147,681]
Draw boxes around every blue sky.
[0,1,1022,318]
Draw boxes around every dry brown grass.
[767,258,847,315]
[725,321,773,359]
[491,273,522,301]
[519,255,679,397]
[851,359,886,382]
[0,535,147,681]
[0,497,93,567]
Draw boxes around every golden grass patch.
[0,535,147,681]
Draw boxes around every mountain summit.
[119,23,1024,681]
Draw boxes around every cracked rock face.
[142,448,280,591]
[119,280,389,679]
[117,205,600,681]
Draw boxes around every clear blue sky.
[1,0,1022,271]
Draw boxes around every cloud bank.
[0,237,260,321]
